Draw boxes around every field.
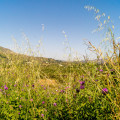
[1,5,120,119]
[0,38,120,120]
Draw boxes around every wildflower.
[99,69,103,72]
[110,69,114,71]
[41,114,44,117]
[4,85,8,90]
[19,105,22,108]
[95,79,98,82]
[65,86,70,89]
[30,99,33,102]
[0,89,2,91]
[18,113,20,115]
[102,88,108,95]
[53,103,57,106]
[76,88,80,93]
[32,85,34,87]
[73,93,77,98]
[60,90,65,93]
[79,81,85,85]
[14,84,17,87]
[80,85,85,89]
[81,75,84,78]
[42,101,45,104]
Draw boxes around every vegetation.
[0,6,120,120]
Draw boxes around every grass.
[0,6,120,120]
[0,43,120,120]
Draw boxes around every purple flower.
[81,75,84,78]
[42,101,45,104]
[79,81,85,85]
[76,88,80,93]
[30,99,33,101]
[18,113,20,115]
[19,105,22,108]
[65,86,70,89]
[14,84,17,87]
[53,103,57,106]
[32,85,34,87]
[95,79,98,82]
[4,85,8,90]
[60,90,65,93]
[80,85,85,89]
[41,114,44,117]
[102,88,108,95]
[99,69,103,72]
[110,69,114,71]
[0,89,2,91]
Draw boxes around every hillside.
[0,46,63,64]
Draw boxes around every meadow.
[0,6,120,120]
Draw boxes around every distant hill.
[0,46,14,54]
[0,46,105,64]
[0,46,63,64]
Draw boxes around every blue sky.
[0,0,120,60]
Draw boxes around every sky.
[0,0,120,61]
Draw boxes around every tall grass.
[0,6,120,120]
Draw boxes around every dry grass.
[38,79,59,88]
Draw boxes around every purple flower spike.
[80,85,85,89]
[79,81,85,85]
[53,103,57,106]
[102,88,108,95]
[4,85,8,90]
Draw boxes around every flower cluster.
[102,88,108,95]
[4,85,8,90]
[79,81,85,89]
